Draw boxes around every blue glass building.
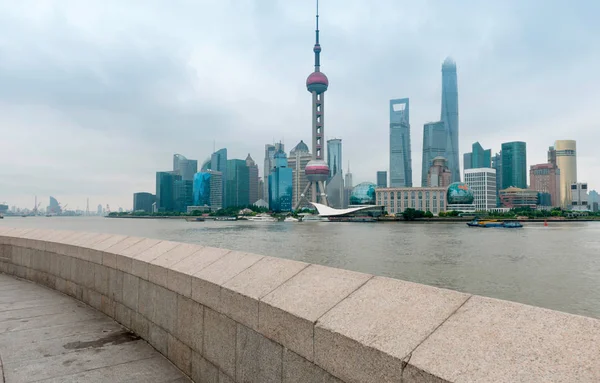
[193,173,211,207]
[441,58,460,182]
[389,98,412,187]
[501,142,527,189]
[268,150,293,212]
[350,182,376,205]
[421,121,446,186]
[211,148,227,207]
[156,171,181,212]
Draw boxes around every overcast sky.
[1,0,599,210]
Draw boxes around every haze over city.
[1,0,599,209]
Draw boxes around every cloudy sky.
[1,0,599,211]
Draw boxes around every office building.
[192,170,223,210]
[499,187,538,208]
[376,187,447,216]
[133,192,155,213]
[427,157,452,188]
[464,168,496,211]
[258,178,264,202]
[421,121,446,186]
[501,142,527,189]
[530,163,560,207]
[377,171,387,188]
[47,196,62,215]
[589,190,599,211]
[571,182,589,211]
[345,162,353,189]
[441,57,460,182]
[327,172,345,208]
[263,143,284,200]
[173,154,198,181]
[288,141,312,209]
[174,179,193,213]
[246,154,259,205]
[555,140,577,208]
[389,98,412,187]
[156,171,181,212]
[97,204,103,215]
[492,152,502,206]
[211,148,228,207]
[548,146,557,167]
[268,149,293,212]
[327,139,343,177]
[463,142,491,171]
[225,159,250,208]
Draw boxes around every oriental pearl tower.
[296,0,330,209]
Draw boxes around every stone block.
[192,352,219,383]
[409,295,600,383]
[176,295,203,353]
[122,273,140,311]
[55,277,68,294]
[20,247,32,267]
[168,334,192,376]
[192,251,263,311]
[91,234,128,251]
[236,324,283,383]
[57,254,72,280]
[222,257,307,330]
[66,280,82,300]
[107,268,124,303]
[149,243,202,288]
[220,371,235,383]
[168,246,230,298]
[88,289,102,311]
[283,349,342,383]
[130,241,180,280]
[203,307,236,378]
[153,285,177,333]
[44,230,77,253]
[138,279,156,320]
[115,302,132,328]
[100,294,116,317]
[76,233,112,263]
[314,277,470,382]
[70,259,94,289]
[93,264,110,296]
[149,321,168,355]
[131,311,149,339]
[115,238,161,273]
[259,264,372,361]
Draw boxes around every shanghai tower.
[441,57,460,182]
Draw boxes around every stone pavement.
[0,273,188,383]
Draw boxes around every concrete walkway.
[0,274,188,383]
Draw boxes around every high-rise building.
[327,139,342,177]
[47,196,62,215]
[97,204,103,215]
[156,171,181,212]
[441,57,460,182]
[288,141,312,209]
[530,163,560,207]
[501,142,527,189]
[343,162,353,209]
[268,149,293,212]
[389,98,412,187]
[263,143,284,200]
[258,178,264,202]
[211,148,228,207]
[377,171,387,188]
[428,157,452,187]
[226,159,250,208]
[570,182,588,211]
[548,146,557,167]
[297,3,330,209]
[174,179,193,213]
[492,152,502,206]
[192,170,223,210]
[555,140,577,208]
[464,168,497,211]
[463,142,491,171]
[173,154,198,181]
[133,192,155,213]
[344,161,353,189]
[246,154,259,205]
[421,121,446,186]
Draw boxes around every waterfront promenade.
[1,227,599,382]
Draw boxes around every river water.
[2,217,599,319]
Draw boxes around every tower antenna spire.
[313,0,321,71]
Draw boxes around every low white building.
[571,182,589,211]
[464,168,497,211]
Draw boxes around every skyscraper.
[389,98,412,187]
[133,192,155,213]
[421,121,446,186]
[156,171,181,212]
[268,149,293,212]
[501,142,527,189]
[297,2,330,209]
[441,57,460,182]
[492,152,502,206]
[530,163,560,207]
[376,171,387,188]
[263,143,284,200]
[427,157,452,187]
[327,139,342,177]
[173,154,198,181]
[464,168,497,211]
[174,179,193,213]
[226,159,250,208]
[463,142,491,171]
[288,141,312,209]
[554,140,577,208]
[246,154,259,205]
[211,148,227,207]
[192,170,223,210]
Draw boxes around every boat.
[284,216,299,222]
[0,214,3,219]
[247,214,277,222]
[300,214,328,222]
[214,216,237,221]
[467,218,522,228]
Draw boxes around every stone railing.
[0,227,599,383]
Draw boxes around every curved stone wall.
[0,226,599,383]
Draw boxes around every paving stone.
[283,349,343,383]
[168,246,230,298]
[168,333,192,376]
[153,284,177,333]
[114,238,162,273]
[409,295,600,383]
[148,243,202,288]
[259,264,372,361]
[192,352,219,383]
[94,263,110,296]
[149,321,168,355]
[176,295,204,353]
[115,302,132,328]
[138,279,157,320]
[122,273,140,311]
[130,240,180,280]
[192,250,263,311]
[107,268,124,303]
[236,323,283,383]
[204,307,237,378]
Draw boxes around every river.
[2,216,599,319]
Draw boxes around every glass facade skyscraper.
[173,154,198,181]
[377,171,387,188]
[193,172,211,207]
[463,142,491,171]
[501,142,527,189]
[156,171,181,212]
[211,148,227,207]
[226,159,250,207]
[174,179,193,213]
[327,139,343,177]
[268,150,293,212]
[421,121,446,186]
[441,57,460,182]
[133,192,155,213]
[389,98,412,187]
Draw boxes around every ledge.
[0,226,599,382]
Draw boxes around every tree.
[438,211,446,217]
[402,208,417,221]
[424,211,434,218]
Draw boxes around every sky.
[1,0,599,211]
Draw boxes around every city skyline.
[1,1,600,209]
